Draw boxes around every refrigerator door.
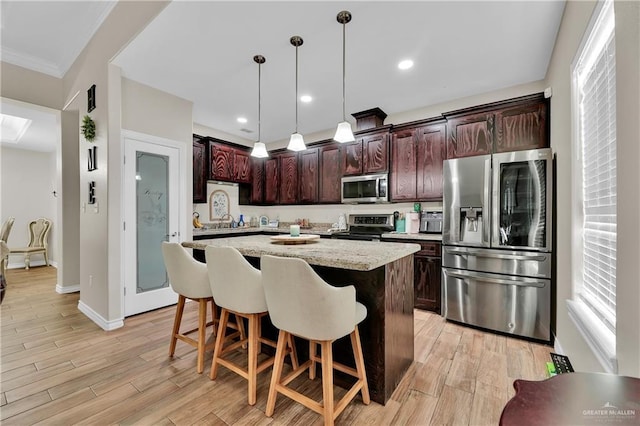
[443,268,551,341]
[443,154,491,247]
[442,246,552,279]
[492,148,553,251]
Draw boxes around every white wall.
[1,146,57,268]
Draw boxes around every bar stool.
[261,254,370,426]
[161,242,220,373]
[205,246,297,406]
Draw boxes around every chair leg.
[169,295,186,356]
[266,329,288,417]
[288,334,299,370]
[196,298,208,374]
[309,340,317,380]
[44,250,49,267]
[247,313,260,405]
[237,315,247,349]
[351,326,370,404]
[24,254,30,270]
[210,308,230,380]
[321,340,335,426]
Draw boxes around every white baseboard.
[78,300,124,331]
[56,284,80,294]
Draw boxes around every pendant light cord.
[295,44,299,133]
[342,21,346,122]
[258,60,262,142]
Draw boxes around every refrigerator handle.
[483,157,491,246]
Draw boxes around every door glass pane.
[498,160,546,247]
[136,151,170,293]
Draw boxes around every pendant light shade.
[334,10,355,143]
[250,55,269,158]
[287,36,306,152]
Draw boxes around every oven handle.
[445,269,547,288]
[445,247,548,262]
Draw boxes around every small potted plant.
[81,115,96,142]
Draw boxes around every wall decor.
[81,115,96,142]
[88,146,97,171]
[209,189,229,221]
[88,181,96,204]
[87,84,96,112]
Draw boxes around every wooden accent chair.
[205,246,298,406]
[161,242,222,374]
[9,218,50,270]
[0,217,14,274]
[261,255,370,426]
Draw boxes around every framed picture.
[87,84,96,113]
[209,189,229,221]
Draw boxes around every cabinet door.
[209,143,234,181]
[233,149,252,183]
[319,144,341,203]
[264,157,279,204]
[415,256,441,313]
[279,152,298,204]
[250,159,264,204]
[362,132,389,174]
[193,138,207,203]
[446,113,493,159]
[341,141,363,176]
[390,128,417,201]
[298,148,319,204]
[494,100,548,153]
[416,123,446,200]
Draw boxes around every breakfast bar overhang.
[183,235,420,404]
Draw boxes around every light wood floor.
[1,266,553,425]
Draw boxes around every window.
[569,0,617,373]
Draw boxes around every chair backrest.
[205,246,266,314]
[261,255,357,341]
[28,218,51,249]
[0,217,14,243]
[0,240,8,270]
[161,242,212,299]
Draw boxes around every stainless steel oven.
[442,148,553,342]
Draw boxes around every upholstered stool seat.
[205,246,297,406]
[261,254,370,426]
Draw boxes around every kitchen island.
[183,235,420,404]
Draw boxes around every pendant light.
[250,55,269,158]
[334,10,355,143]
[287,36,306,152]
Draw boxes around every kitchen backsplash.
[194,182,442,226]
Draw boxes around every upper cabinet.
[192,135,208,203]
[208,138,252,184]
[342,127,391,176]
[390,120,445,201]
[250,159,265,204]
[264,156,279,205]
[444,93,549,159]
[298,147,319,204]
[278,152,299,205]
[318,143,342,203]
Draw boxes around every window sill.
[566,299,617,373]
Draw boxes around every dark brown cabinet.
[278,152,298,204]
[384,238,441,313]
[342,128,390,176]
[208,139,252,184]
[193,135,208,203]
[250,159,265,204]
[298,148,319,204]
[390,121,445,201]
[445,93,549,159]
[264,157,279,204]
[319,143,341,203]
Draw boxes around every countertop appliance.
[341,173,388,204]
[330,213,394,241]
[442,148,553,342]
[420,211,443,234]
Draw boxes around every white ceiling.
[1,1,566,150]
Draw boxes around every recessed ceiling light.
[300,95,312,103]
[398,59,414,70]
[0,113,32,143]
[237,117,248,124]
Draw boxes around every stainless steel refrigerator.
[442,148,552,342]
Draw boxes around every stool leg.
[210,308,229,380]
[210,299,218,336]
[169,295,186,356]
[266,330,288,417]
[196,298,207,373]
[287,334,299,370]
[351,326,370,404]
[248,313,259,405]
[309,340,317,380]
[320,340,335,426]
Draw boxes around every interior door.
[124,136,179,316]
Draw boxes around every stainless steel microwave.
[341,173,388,204]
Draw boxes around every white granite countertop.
[183,235,420,271]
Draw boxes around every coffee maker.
[419,211,443,233]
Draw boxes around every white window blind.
[576,0,617,335]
